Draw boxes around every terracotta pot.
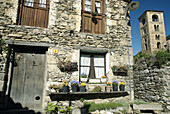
[105,86,112,92]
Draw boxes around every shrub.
[84,102,123,113]
[46,103,57,114]
[155,50,170,67]
[92,86,102,92]
[134,51,151,63]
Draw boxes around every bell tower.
[138,10,166,53]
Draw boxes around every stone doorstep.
[133,103,163,111]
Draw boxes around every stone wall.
[133,59,170,112]
[0,0,133,111]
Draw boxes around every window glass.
[25,0,34,7]
[95,1,101,13]
[80,55,91,76]
[85,0,91,11]
[94,55,104,78]
[39,0,46,8]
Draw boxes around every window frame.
[80,52,106,79]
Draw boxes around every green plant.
[0,39,8,54]
[83,102,123,113]
[80,98,85,102]
[111,65,128,72]
[46,103,57,114]
[133,51,151,63]
[58,106,72,113]
[70,80,79,86]
[92,86,101,92]
[155,50,170,67]
[132,100,149,105]
[80,73,87,78]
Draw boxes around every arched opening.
[157,42,161,49]
[142,19,146,25]
[152,15,158,22]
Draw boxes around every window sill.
[49,91,128,101]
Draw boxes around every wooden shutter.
[18,0,50,28]
[81,0,105,34]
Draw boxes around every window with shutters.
[81,0,105,34]
[80,53,106,79]
[18,0,50,28]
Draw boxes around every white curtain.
[94,55,104,78]
[25,0,34,7]
[80,55,91,76]
[39,0,46,8]
[85,0,91,11]
[95,1,101,13]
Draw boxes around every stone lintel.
[73,46,115,53]
[5,40,55,47]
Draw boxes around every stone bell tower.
[138,10,166,53]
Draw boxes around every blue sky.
[130,0,170,56]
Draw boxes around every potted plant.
[112,80,118,91]
[101,75,107,83]
[112,65,118,72]
[112,65,128,76]
[80,83,86,92]
[80,73,88,83]
[119,82,125,91]
[62,81,69,92]
[70,80,79,92]
[105,81,112,92]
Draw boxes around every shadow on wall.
[1,95,42,114]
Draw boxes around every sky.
[130,0,170,56]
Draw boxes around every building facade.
[138,10,167,53]
[0,0,133,112]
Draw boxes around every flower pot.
[72,86,78,92]
[105,86,112,92]
[112,85,118,91]
[80,86,86,92]
[62,86,69,92]
[101,78,107,83]
[119,85,125,91]
[80,78,88,83]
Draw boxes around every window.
[81,0,105,34]
[143,28,146,35]
[154,25,159,31]
[152,14,158,22]
[157,42,161,49]
[18,0,50,28]
[155,35,160,40]
[142,18,146,25]
[80,53,105,79]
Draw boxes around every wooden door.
[7,46,47,110]
[18,0,50,28]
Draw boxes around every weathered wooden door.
[18,0,50,28]
[7,46,47,110]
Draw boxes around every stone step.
[133,103,163,111]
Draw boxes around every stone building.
[0,0,134,113]
[138,10,167,53]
